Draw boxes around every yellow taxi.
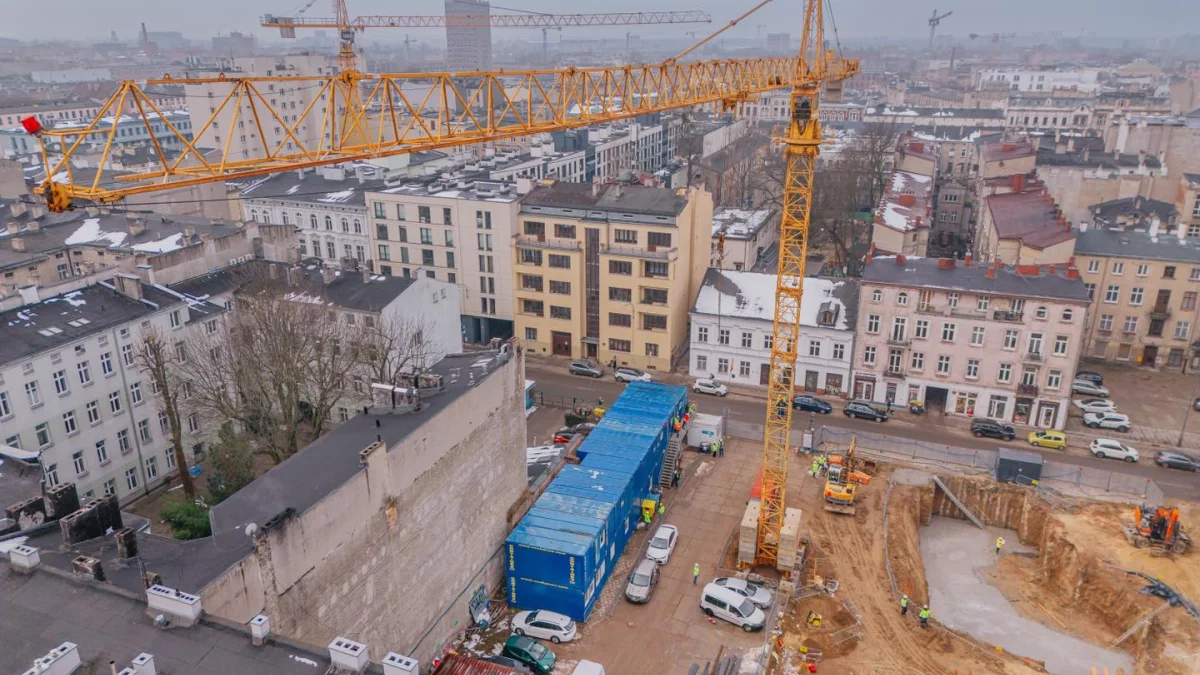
[1027,429,1067,450]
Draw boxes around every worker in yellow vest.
[995,536,1006,555]
[918,605,931,629]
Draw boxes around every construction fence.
[724,420,1163,504]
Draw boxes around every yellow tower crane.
[26,4,857,568]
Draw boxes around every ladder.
[932,476,986,529]
[660,434,682,488]
[1111,603,1171,647]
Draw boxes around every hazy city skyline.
[3,0,1196,43]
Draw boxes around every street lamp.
[1177,376,1200,447]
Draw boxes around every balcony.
[1150,306,1171,320]
[513,234,580,251]
[883,368,906,380]
[886,336,911,347]
[1017,383,1039,396]
[601,243,675,261]
[992,310,1025,323]
[1022,351,1044,364]
[916,304,941,315]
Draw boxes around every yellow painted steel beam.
[260,10,712,31]
[35,55,857,210]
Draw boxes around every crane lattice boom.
[262,10,712,30]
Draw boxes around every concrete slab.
[920,516,1135,675]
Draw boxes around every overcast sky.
[2,0,1194,43]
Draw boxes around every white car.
[692,379,728,397]
[614,366,652,383]
[511,609,577,644]
[1090,438,1139,463]
[646,524,678,564]
[1083,411,1131,432]
[1071,380,1110,398]
[713,577,773,608]
[1073,398,1117,414]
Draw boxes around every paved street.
[525,360,1200,501]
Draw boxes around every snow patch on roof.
[711,208,773,238]
[692,269,850,330]
[131,233,185,254]
[317,189,356,203]
[63,218,128,247]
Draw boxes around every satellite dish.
[245,523,259,538]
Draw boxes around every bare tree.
[135,328,195,498]
[356,315,440,388]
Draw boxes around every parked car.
[568,360,604,378]
[1073,398,1117,414]
[793,395,833,414]
[1027,429,1067,450]
[502,635,556,674]
[692,379,728,397]
[511,610,577,644]
[712,577,773,608]
[970,418,1015,441]
[1071,380,1110,398]
[552,430,577,444]
[843,401,888,422]
[646,524,678,564]
[1155,451,1200,472]
[614,366,652,383]
[1083,411,1132,432]
[625,559,660,603]
[481,656,533,673]
[1090,438,1139,463]
[570,662,606,675]
[1074,370,1104,386]
[699,583,766,632]
[1193,397,1200,412]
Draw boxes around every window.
[550,306,572,320]
[897,292,907,306]
[549,281,571,295]
[696,355,708,371]
[1104,285,1120,303]
[1192,268,1200,282]
[1035,306,1048,320]
[610,339,632,353]
[520,274,543,291]
[130,382,143,404]
[948,293,959,308]
[642,314,667,330]
[1052,335,1068,356]
[76,361,91,385]
[146,457,159,481]
[548,254,570,269]
[609,260,632,275]
[937,355,952,374]
[36,422,51,447]
[524,327,538,341]
[741,332,754,348]
[374,202,386,218]
[941,322,957,342]
[614,229,637,244]
[764,334,773,350]
[103,478,116,496]
[970,327,985,346]
[422,249,435,266]
[1098,314,1114,332]
[1175,320,1191,340]
[863,346,876,365]
[25,381,40,406]
[1061,308,1074,322]
[169,309,182,329]
[808,340,821,357]
[1087,259,1100,274]
[1045,369,1062,389]
[122,343,134,366]
[866,314,880,334]
[100,351,113,375]
[418,206,431,223]
[648,232,672,249]
[63,410,77,435]
[85,400,99,424]
[158,410,170,434]
[137,419,151,443]
[118,429,130,454]
[521,299,544,316]
[474,210,489,228]
[555,223,576,238]
[610,287,632,302]
[910,352,924,371]
[1112,262,1124,275]
[109,391,122,414]
[442,207,452,225]
[0,391,8,418]
[642,288,668,305]
[72,450,86,476]
[420,227,433,245]
[125,467,139,491]
[1122,316,1139,334]
[609,313,632,327]
[44,462,58,487]
[1164,265,1177,279]
[1185,292,1198,311]
[53,369,68,394]
[1136,263,1149,277]
[1130,287,1144,306]
[998,363,1012,383]
[833,343,845,361]
[520,249,543,265]
[643,261,669,278]
[739,361,751,377]
[914,320,929,339]
[871,289,882,303]
[1021,368,1036,387]
[399,247,409,264]
[718,329,730,345]
[96,439,108,465]
[966,359,979,379]
[976,295,990,311]
[697,326,709,342]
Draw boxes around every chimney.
[9,200,26,217]
[249,615,272,647]
[321,266,338,285]
[1048,264,1056,275]
[72,554,106,582]
[895,254,906,265]
[329,638,370,674]
[134,264,156,286]
[1002,142,1015,152]
[1010,173,1025,193]
[113,273,144,301]
[10,237,26,252]
[1066,266,1080,279]
[591,181,600,197]
[5,221,18,235]
[26,220,40,232]
[1150,217,1160,242]
[1083,146,1090,163]
[1138,149,1146,166]
[383,654,419,675]
[964,252,972,266]
[115,527,139,559]
[128,218,146,237]
[898,193,916,207]
[986,265,996,279]
[131,653,157,675]
[1067,137,1075,152]
[937,257,956,270]
[182,225,196,238]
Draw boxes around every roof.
[1074,228,1200,264]
[377,178,520,203]
[208,351,511,553]
[865,105,1005,119]
[239,167,387,208]
[437,653,526,674]
[690,268,858,332]
[0,281,184,365]
[862,256,1090,303]
[520,181,687,217]
[980,140,1036,163]
[1185,173,1200,186]
[909,125,998,144]
[875,170,933,233]
[283,264,417,312]
[987,191,1075,250]
[711,208,776,239]
[0,571,333,674]
[1089,197,1177,225]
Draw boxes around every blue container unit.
[506,382,688,621]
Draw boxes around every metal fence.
[725,420,1163,503]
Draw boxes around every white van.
[571,661,606,675]
[699,583,766,631]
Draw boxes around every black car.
[481,656,533,673]
[843,401,888,422]
[1074,370,1104,386]
[1155,451,1200,472]
[567,360,604,378]
[971,418,1016,441]
[793,395,833,414]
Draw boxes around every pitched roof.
[987,190,1075,250]
[875,170,933,233]
[1088,197,1177,225]
[690,268,858,331]
[981,139,1036,163]
[863,256,1089,303]
[239,166,387,208]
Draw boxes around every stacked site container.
[506,382,687,621]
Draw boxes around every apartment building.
[444,0,493,72]
[976,68,1100,94]
[589,115,682,183]
[512,181,713,371]
[1075,223,1200,370]
[0,276,225,504]
[689,269,857,394]
[1035,136,1168,223]
[710,207,779,271]
[0,90,188,129]
[853,255,1088,430]
[367,178,520,342]
[1,110,194,160]
[1182,174,1200,238]
[742,93,863,123]
[871,139,936,257]
[861,105,1006,128]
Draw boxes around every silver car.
[713,576,773,608]
[625,559,659,603]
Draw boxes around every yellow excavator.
[823,436,871,515]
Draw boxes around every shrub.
[161,500,212,540]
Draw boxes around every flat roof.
[1075,227,1200,264]
[520,181,687,217]
[711,208,776,239]
[0,571,332,674]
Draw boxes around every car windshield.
[527,641,548,659]
[631,571,651,586]
[737,598,757,616]
[651,534,670,548]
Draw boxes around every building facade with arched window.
[239,164,385,267]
